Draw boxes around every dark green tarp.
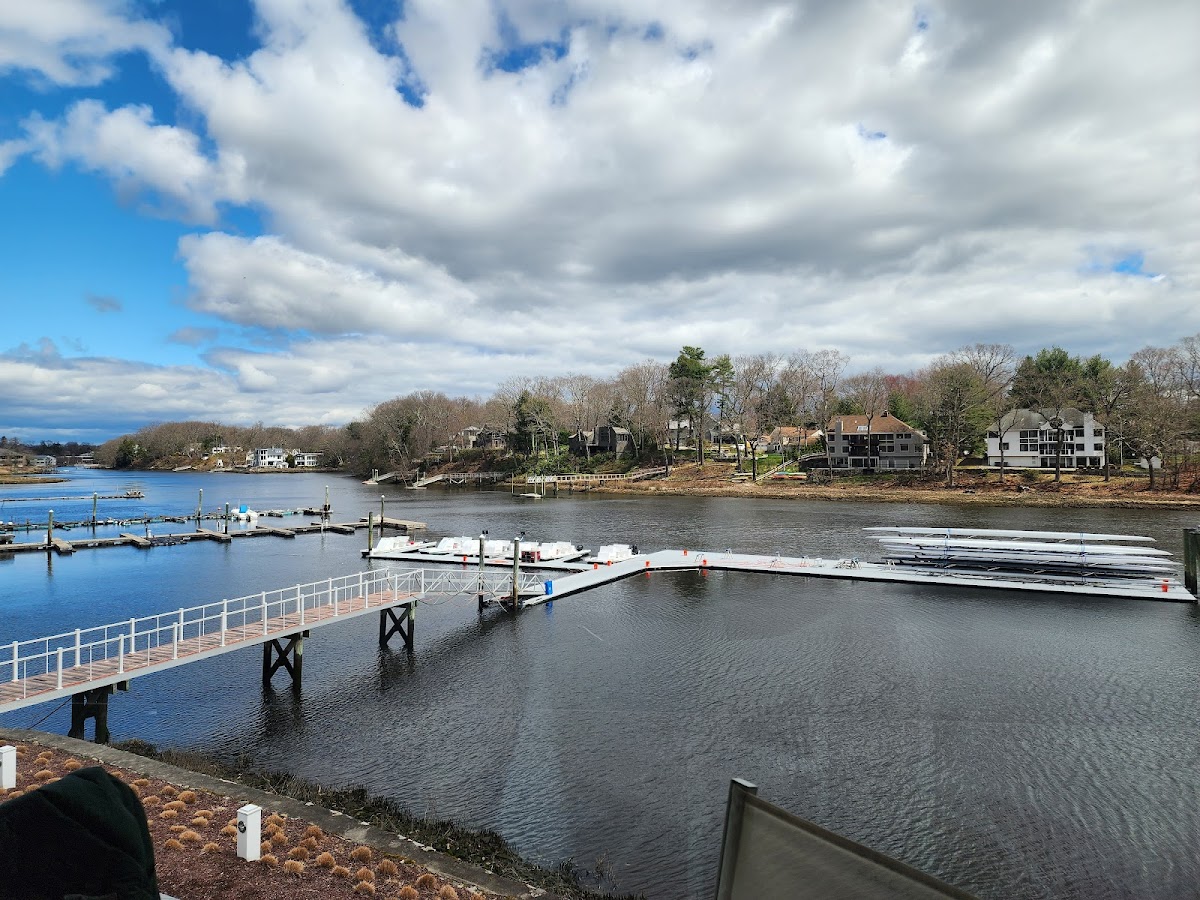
[0,766,158,900]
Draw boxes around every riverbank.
[0,729,640,900]
[580,463,1200,509]
[0,474,66,485]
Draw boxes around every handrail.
[4,567,543,695]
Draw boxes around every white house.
[293,451,322,468]
[986,408,1105,469]
[253,447,287,468]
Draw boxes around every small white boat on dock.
[585,544,639,564]
[366,535,436,558]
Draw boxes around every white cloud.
[24,100,244,222]
[4,0,1200,436]
[0,1,169,86]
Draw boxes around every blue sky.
[1,1,1197,443]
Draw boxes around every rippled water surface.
[3,471,1199,898]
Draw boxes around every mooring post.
[196,488,203,526]
[224,503,230,534]
[46,509,53,549]
[1184,527,1199,597]
[324,484,330,519]
[92,492,98,527]
[367,512,375,552]
[478,531,486,611]
[380,495,386,531]
[511,536,521,611]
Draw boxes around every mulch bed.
[1,741,492,900]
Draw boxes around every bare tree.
[842,367,890,470]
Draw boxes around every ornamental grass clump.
[63,759,82,771]
[287,846,309,861]
[179,830,201,843]
[177,790,197,804]
[438,886,460,900]
[220,825,237,838]
[350,846,373,864]
[261,854,278,867]
[160,785,178,797]
[159,810,178,821]
[331,865,351,879]
[300,835,319,852]
[34,770,54,781]
[283,859,305,876]
[304,824,324,840]
[270,830,288,847]
[397,888,419,900]
[201,842,220,854]
[354,867,374,883]
[415,873,438,890]
[376,858,399,878]
[315,851,336,868]
[352,882,375,895]
[164,839,184,851]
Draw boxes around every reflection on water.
[2,470,1199,899]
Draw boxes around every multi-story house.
[825,413,927,470]
[253,447,287,468]
[986,408,1105,469]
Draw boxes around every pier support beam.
[262,632,307,687]
[1184,528,1199,597]
[379,605,414,650]
[68,684,120,744]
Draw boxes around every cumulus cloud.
[0,1,169,86]
[23,98,246,222]
[4,0,1199,436]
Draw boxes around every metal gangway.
[411,472,507,488]
[0,567,547,717]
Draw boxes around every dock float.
[532,550,1196,604]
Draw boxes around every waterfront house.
[30,455,57,470]
[825,413,927,470]
[475,428,509,452]
[293,451,322,468]
[986,408,1105,469]
[253,447,287,468]
[569,426,632,457]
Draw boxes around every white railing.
[3,568,545,701]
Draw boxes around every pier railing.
[4,567,545,701]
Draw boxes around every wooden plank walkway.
[0,584,418,715]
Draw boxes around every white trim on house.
[986,408,1105,469]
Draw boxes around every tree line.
[93,333,1200,490]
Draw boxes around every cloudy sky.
[1,1,1197,442]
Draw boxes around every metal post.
[324,485,330,518]
[92,492,98,526]
[46,510,53,548]
[380,495,385,531]
[367,512,374,552]
[56,647,63,689]
[478,533,486,611]
[261,592,268,634]
[1183,528,1199,597]
[511,536,521,610]
[11,641,18,682]
[298,586,305,626]
[327,577,333,607]
[74,629,81,668]
[196,488,203,525]
[714,778,759,899]
[224,503,230,535]
[221,600,228,646]
[128,618,136,653]
[118,635,125,674]
[172,623,179,659]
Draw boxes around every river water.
[2,470,1198,899]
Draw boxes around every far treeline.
[94,334,1200,490]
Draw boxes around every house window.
[1074,427,1085,437]
[900,444,909,451]
[1000,442,1009,450]
[1019,429,1040,452]
[1075,444,1085,451]
[1094,429,1104,437]
[1094,443,1103,451]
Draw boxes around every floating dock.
[535,549,1195,603]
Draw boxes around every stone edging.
[1,727,554,900]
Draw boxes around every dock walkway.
[537,549,1196,603]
